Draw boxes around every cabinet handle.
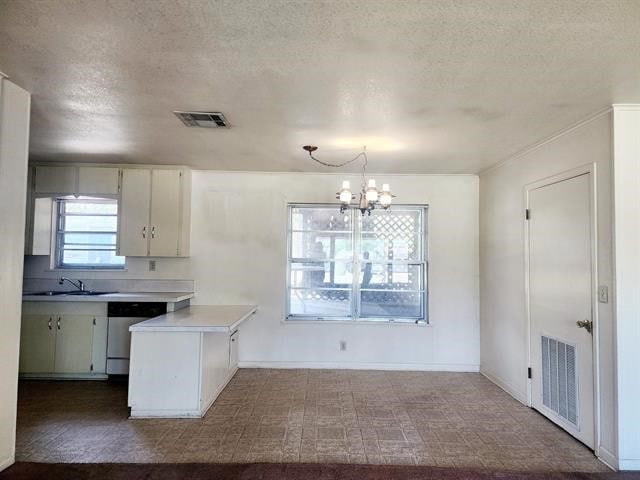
[142,226,146,239]
[57,317,61,330]
[48,317,52,330]
[151,226,155,238]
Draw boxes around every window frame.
[285,203,429,324]
[54,197,125,270]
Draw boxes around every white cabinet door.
[229,330,239,370]
[34,165,76,194]
[78,167,119,195]
[19,315,56,373]
[30,197,53,255]
[54,315,94,374]
[119,168,151,256]
[149,169,181,256]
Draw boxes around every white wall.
[0,79,30,471]
[23,172,480,371]
[612,105,640,470]
[479,112,617,465]
[189,172,479,370]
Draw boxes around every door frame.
[524,163,600,451]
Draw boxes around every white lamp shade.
[365,188,378,202]
[340,190,352,203]
[379,191,392,206]
[342,180,351,189]
[367,179,376,188]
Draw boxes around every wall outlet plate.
[339,341,347,351]
[149,260,156,272]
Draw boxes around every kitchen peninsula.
[128,305,256,418]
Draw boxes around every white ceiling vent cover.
[173,111,229,128]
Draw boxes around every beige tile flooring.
[16,369,609,472]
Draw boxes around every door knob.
[576,319,593,334]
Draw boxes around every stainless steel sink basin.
[26,290,117,296]
[65,290,117,296]
[27,291,68,296]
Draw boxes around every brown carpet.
[1,463,639,480]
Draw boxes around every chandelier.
[302,145,395,215]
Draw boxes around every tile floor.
[16,369,609,472]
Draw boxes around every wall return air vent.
[173,111,229,128]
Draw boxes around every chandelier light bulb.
[365,178,378,202]
[379,184,392,207]
[339,180,352,203]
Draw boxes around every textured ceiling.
[0,0,639,173]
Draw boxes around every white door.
[19,314,56,373]
[528,173,594,448]
[149,169,181,256]
[119,168,151,256]
[54,315,94,373]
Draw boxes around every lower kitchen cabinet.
[19,315,56,373]
[20,302,108,379]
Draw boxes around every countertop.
[129,305,257,333]
[22,292,194,303]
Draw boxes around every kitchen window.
[286,204,428,323]
[55,197,125,269]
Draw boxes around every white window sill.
[282,319,429,326]
[45,268,128,273]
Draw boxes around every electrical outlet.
[149,260,156,272]
[598,285,608,303]
[339,341,347,351]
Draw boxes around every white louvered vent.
[173,111,229,128]
[541,335,577,426]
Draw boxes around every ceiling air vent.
[173,111,229,128]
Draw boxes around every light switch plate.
[598,285,608,303]
[149,260,156,272]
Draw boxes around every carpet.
[2,463,640,480]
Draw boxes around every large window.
[55,197,125,269]
[286,204,427,322]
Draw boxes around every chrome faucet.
[59,277,86,292]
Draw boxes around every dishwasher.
[107,302,167,375]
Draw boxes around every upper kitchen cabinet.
[118,167,191,257]
[32,164,120,196]
[77,166,119,195]
[33,165,76,194]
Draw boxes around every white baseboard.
[597,446,619,471]
[238,361,479,372]
[0,455,15,473]
[480,369,528,405]
[619,459,640,471]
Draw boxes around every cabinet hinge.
[525,209,530,220]
[93,318,96,325]
[527,367,532,379]
[90,363,93,372]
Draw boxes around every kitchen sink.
[26,290,118,296]
[65,290,118,296]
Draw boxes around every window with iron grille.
[55,197,125,269]
[286,204,427,323]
